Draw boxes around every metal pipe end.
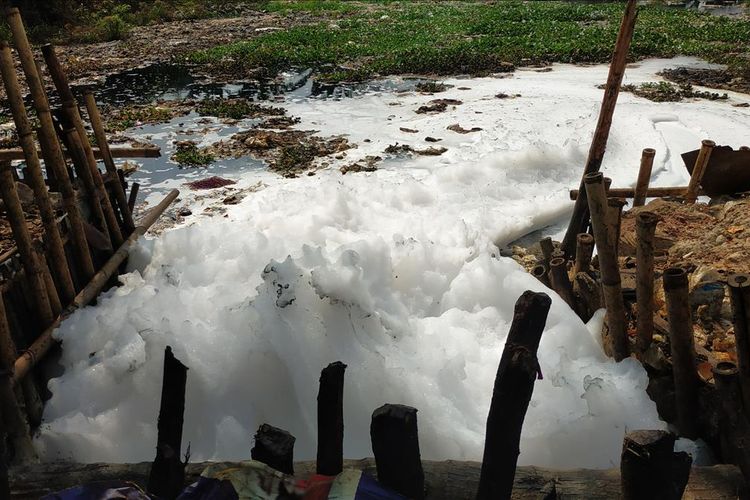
[728,273,750,289]
[577,233,594,244]
[636,211,660,227]
[642,148,656,157]
[713,361,738,377]
[701,139,716,148]
[663,267,688,291]
[584,172,604,184]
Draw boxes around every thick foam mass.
[36,59,750,467]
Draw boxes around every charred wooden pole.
[252,423,296,475]
[635,212,659,352]
[4,7,95,283]
[620,430,691,500]
[560,0,638,258]
[728,273,750,412]
[685,140,715,204]
[83,91,135,233]
[570,186,702,201]
[0,42,75,305]
[633,148,656,207]
[317,361,346,476]
[12,189,180,384]
[371,404,424,499]
[476,291,551,500]
[42,44,124,247]
[663,267,699,438]
[574,233,594,275]
[531,264,550,288]
[584,172,629,361]
[549,258,576,310]
[147,346,188,500]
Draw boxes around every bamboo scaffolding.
[633,148,656,207]
[685,140,715,204]
[83,91,135,233]
[11,189,179,385]
[560,0,638,258]
[0,42,75,305]
[42,45,124,247]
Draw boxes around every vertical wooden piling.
[477,291,551,500]
[251,423,296,475]
[633,148,656,207]
[584,172,629,361]
[560,0,639,258]
[549,257,576,309]
[635,212,659,352]
[728,273,750,412]
[685,140,715,204]
[317,361,346,476]
[663,267,699,438]
[42,45,124,247]
[147,346,188,500]
[0,42,75,305]
[371,404,424,499]
[574,233,594,275]
[84,91,135,233]
[620,430,691,500]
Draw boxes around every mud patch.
[414,81,453,94]
[384,143,448,156]
[340,155,381,174]
[185,176,237,190]
[660,67,750,95]
[617,81,728,102]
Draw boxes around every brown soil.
[660,67,750,95]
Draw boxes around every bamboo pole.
[560,0,639,258]
[0,41,75,305]
[728,273,750,412]
[570,186,701,201]
[549,257,576,309]
[39,256,62,316]
[42,45,124,247]
[635,212,659,352]
[5,7,95,283]
[531,264,550,288]
[633,148,656,207]
[11,189,179,385]
[605,198,626,259]
[574,233,594,275]
[0,147,161,162]
[663,267,699,439]
[539,237,554,270]
[584,172,629,361]
[83,91,135,233]
[685,140,715,204]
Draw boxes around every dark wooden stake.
[728,273,750,412]
[561,0,639,258]
[549,257,576,310]
[635,211,659,352]
[663,267,699,438]
[539,237,554,271]
[251,423,296,475]
[712,362,750,482]
[371,403,425,499]
[633,148,656,207]
[147,346,188,500]
[531,264,550,288]
[476,291,551,500]
[620,430,691,500]
[317,361,347,476]
[128,182,140,214]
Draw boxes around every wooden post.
[549,257,576,310]
[685,140,715,204]
[712,361,750,482]
[42,45,124,247]
[83,91,135,233]
[574,233,594,275]
[560,0,639,258]
[570,186,700,201]
[251,423,295,475]
[728,273,750,412]
[620,430,691,500]
[635,212,659,352]
[663,267,699,438]
[633,148,656,207]
[531,264,550,288]
[317,361,346,476]
[4,8,95,284]
[575,272,603,322]
[0,42,75,305]
[147,346,188,500]
[371,404,424,499]
[39,256,62,316]
[584,172,629,361]
[476,291,551,500]
[605,198,626,258]
[539,237,554,271]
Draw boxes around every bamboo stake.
[0,41,75,305]
[574,233,594,275]
[728,273,750,412]
[605,198,626,259]
[570,186,701,201]
[549,257,576,309]
[531,264,550,288]
[635,212,659,352]
[663,267,699,439]
[42,45,124,247]
[12,189,179,385]
[584,172,629,361]
[539,237,554,270]
[83,92,135,233]
[685,140,715,204]
[39,255,61,316]
[5,7,95,283]
[561,0,639,258]
[633,148,656,207]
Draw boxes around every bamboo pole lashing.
[685,140,715,204]
[635,212,659,353]
[633,148,656,207]
[0,41,76,306]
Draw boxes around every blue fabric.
[41,481,151,500]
